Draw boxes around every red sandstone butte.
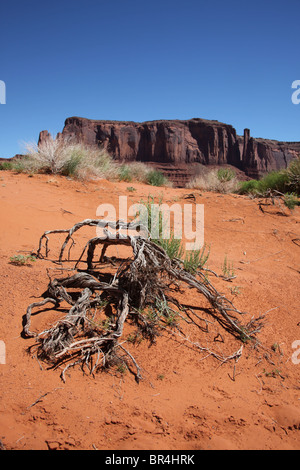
[37,116,300,180]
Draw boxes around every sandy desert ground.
[0,170,300,450]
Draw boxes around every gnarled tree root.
[23,219,265,382]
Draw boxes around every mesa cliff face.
[60,117,242,166]
[239,128,300,178]
[39,116,300,182]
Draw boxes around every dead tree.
[23,219,264,382]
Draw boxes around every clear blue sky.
[0,0,299,158]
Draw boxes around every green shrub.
[239,171,289,195]
[238,179,259,194]
[157,233,184,260]
[257,171,289,194]
[146,170,168,187]
[126,186,136,192]
[9,254,36,266]
[116,162,151,184]
[137,195,210,269]
[217,168,236,182]
[65,145,118,180]
[118,164,132,182]
[284,193,300,210]
[183,244,210,274]
[221,254,235,279]
[61,149,83,176]
[287,157,300,195]
[10,159,29,173]
[0,157,38,173]
[138,194,164,240]
[137,195,183,258]
[0,161,14,170]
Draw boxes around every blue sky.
[0,0,299,157]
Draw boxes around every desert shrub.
[157,233,185,260]
[186,173,214,191]
[137,195,209,267]
[183,244,210,274]
[137,195,184,259]
[78,147,118,180]
[217,168,236,182]
[4,135,171,186]
[286,157,300,195]
[118,164,132,182]
[138,195,163,238]
[257,171,289,194]
[61,148,84,176]
[18,136,161,184]
[283,193,300,209]
[0,157,40,173]
[10,254,36,266]
[23,137,119,180]
[193,163,210,176]
[10,158,34,173]
[238,171,289,196]
[146,170,169,187]
[25,137,72,174]
[187,168,239,193]
[126,186,136,192]
[221,254,235,280]
[238,179,259,194]
[118,162,154,184]
[126,162,151,183]
[0,161,14,170]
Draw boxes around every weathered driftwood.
[23,219,264,382]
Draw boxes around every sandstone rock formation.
[60,117,241,167]
[37,130,52,147]
[239,128,300,178]
[38,116,300,182]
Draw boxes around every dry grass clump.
[0,155,44,174]
[119,162,171,187]
[118,162,151,183]
[186,167,239,193]
[23,136,119,180]
[25,137,76,174]
[6,135,171,186]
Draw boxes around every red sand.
[0,171,300,450]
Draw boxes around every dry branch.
[23,219,264,382]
